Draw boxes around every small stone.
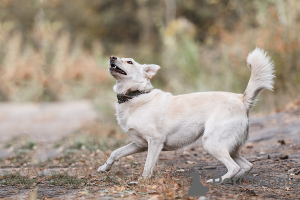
[279,155,289,160]
[278,140,285,145]
[288,168,300,175]
[127,181,138,185]
[245,189,256,196]
[203,166,216,170]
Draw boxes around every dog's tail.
[243,48,275,110]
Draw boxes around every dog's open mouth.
[110,64,127,75]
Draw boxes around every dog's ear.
[143,64,160,79]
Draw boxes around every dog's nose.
[110,56,117,61]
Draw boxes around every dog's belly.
[163,123,205,150]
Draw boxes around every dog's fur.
[98,48,275,182]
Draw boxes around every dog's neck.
[113,79,153,104]
[116,90,150,104]
[113,79,153,94]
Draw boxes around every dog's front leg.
[142,137,164,178]
[98,142,147,172]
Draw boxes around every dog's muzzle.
[109,56,127,75]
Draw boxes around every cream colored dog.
[98,48,275,182]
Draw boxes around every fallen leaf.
[115,186,126,192]
[148,195,161,200]
[186,161,197,164]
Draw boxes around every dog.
[98,48,275,182]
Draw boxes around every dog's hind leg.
[203,135,241,183]
[97,142,147,172]
[231,152,253,179]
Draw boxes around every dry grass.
[0,30,110,102]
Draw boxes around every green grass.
[22,138,36,150]
[60,149,80,165]
[0,172,88,189]
[11,150,32,165]
[55,133,128,152]
[4,136,19,148]
[3,136,36,166]
[0,172,37,189]
[48,173,88,189]
[53,135,128,166]
[4,136,36,150]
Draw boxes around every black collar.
[117,90,149,104]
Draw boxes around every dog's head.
[109,56,160,94]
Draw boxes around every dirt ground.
[0,101,300,199]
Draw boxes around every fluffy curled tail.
[243,48,275,110]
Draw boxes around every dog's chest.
[116,106,130,131]
[116,104,152,147]
[116,99,164,131]
[116,103,145,132]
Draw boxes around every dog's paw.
[206,179,213,183]
[206,177,222,183]
[97,164,110,172]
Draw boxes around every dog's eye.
[127,61,133,64]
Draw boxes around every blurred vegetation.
[0,0,299,118]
